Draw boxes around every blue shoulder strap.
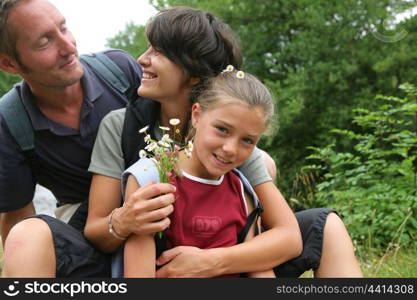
[0,87,34,151]
[80,52,130,95]
[233,168,264,244]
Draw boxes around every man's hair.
[146,6,242,80]
[0,0,23,61]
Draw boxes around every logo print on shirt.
[192,216,221,235]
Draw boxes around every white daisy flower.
[236,71,245,79]
[158,141,170,148]
[169,118,180,126]
[139,150,147,158]
[161,134,173,144]
[139,126,149,133]
[145,142,158,152]
[144,134,151,143]
[225,65,234,72]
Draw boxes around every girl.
[85,6,362,277]
[123,69,278,277]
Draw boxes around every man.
[0,0,172,276]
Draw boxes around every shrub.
[300,83,417,249]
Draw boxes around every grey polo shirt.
[0,49,141,212]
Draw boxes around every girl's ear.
[191,103,201,127]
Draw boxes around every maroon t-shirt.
[167,170,247,255]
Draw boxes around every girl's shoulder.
[122,158,160,190]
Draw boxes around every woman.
[84,6,362,277]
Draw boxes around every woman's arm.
[155,181,302,277]
[84,109,175,253]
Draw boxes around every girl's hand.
[113,181,176,237]
[155,246,222,278]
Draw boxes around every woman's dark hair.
[146,6,242,81]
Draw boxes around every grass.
[301,246,417,278]
[359,247,417,277]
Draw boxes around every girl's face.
[187,102,266,180]
[137,46,192,104]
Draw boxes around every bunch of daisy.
[139,119,193,183]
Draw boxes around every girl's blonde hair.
[194,69,276,136]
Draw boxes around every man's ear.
[191,103,201,127]
[0,54,20,74]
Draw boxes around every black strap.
[121,98,160,169]
[237,205,264,244]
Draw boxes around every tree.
[106,22,148,59]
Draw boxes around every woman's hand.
[114,180,176,237]
[155,246,223,278]
[85,175,176,253]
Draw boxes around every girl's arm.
[123,175,156,277]
[155,181,302,277]
[243,192,275,278]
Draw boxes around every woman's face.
[137,46,192,103]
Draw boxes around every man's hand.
[155,246,222,278]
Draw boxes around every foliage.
[148,0,417,196]
[106,22,148,59]
[301,83,417,249]
[0,72,21,97]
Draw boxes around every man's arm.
[0,202,35,245]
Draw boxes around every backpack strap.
[0,87,39,175]
[80,52,131,97]
[233,168,264,244]
[0,87,34,151]
[121,98,160,169]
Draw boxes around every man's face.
[8,0,83,89]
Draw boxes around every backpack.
[0,51,134,171]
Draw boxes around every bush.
[299,83,417,249]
